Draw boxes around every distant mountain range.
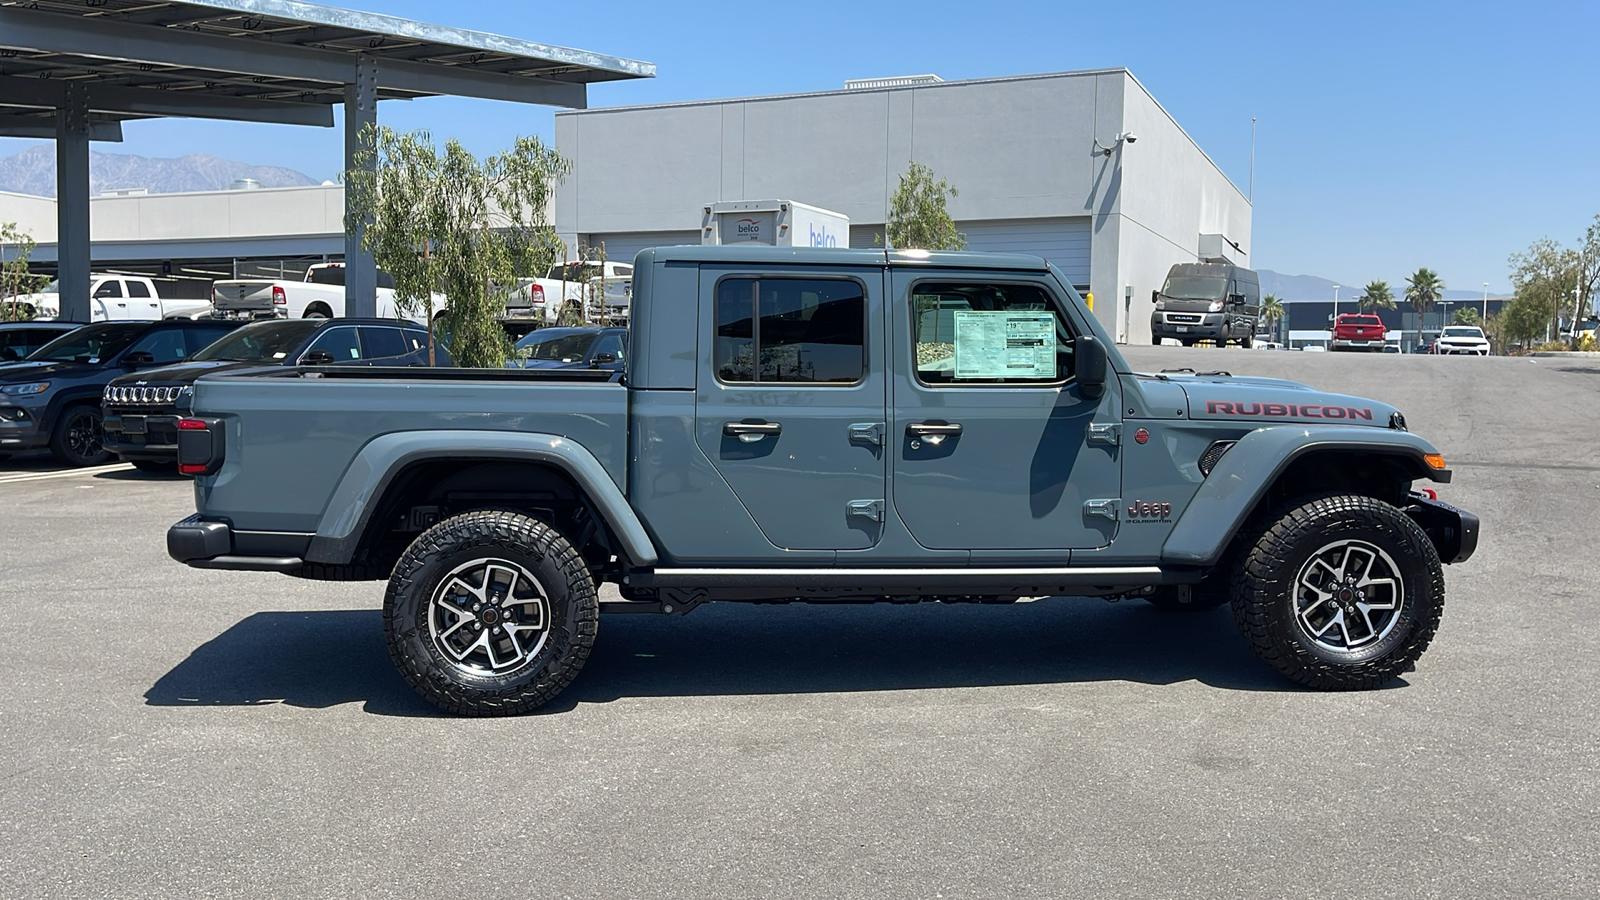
[0,146,318,197]
[1259,270,1491,303]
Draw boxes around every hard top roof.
[637,246,1053,272]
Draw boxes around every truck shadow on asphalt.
[144,599,1371,716]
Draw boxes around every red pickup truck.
[1331,314,1387,352]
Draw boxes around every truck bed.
[190,367,628,533]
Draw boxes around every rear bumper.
[1405,494,1479,564]
[167,514,308,572]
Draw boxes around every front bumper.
[1406,493,1479,564]
[1435,343,1490,355]
[0,403,48,452]
[1151,312,1227,340]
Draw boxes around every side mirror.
[301,350,335,366]
[1151,289,1160,304]
[123,351,156,366]
[1077,335,1107,400]
[592,353,617,365]
[1228,293,1247,306]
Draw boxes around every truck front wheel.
[383,510,599,716]
[1230,495,1444,690]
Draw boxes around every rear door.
[694,265,887,551]
[889,270,1120,550]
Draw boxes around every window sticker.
[953,311,1055,380]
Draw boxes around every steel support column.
[343,55,379,318]
[55,82,91,324]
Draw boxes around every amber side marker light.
[1424,453,1447,470]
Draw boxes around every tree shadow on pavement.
[145,598,1343,717]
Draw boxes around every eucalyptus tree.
[345,127,570,367]
[886,161,965,251]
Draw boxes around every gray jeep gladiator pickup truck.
[168,247,1478,716]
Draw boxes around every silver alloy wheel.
[428,557,550,675]
[1293,539,1404,652]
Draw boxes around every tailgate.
[212,281,278,310]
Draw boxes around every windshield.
[29,322,141,363]
[1341,315,1382,325]
[1160,276,1227,301]
[192,320,322,362]
[35,280,60,294]
[544,263,605,282]
[515,330,596,362]
[1442,327,1483,338]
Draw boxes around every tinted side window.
[184,326,234,356]
[715,277,865,384]
[94,280,124,299]
[593,333,625,360]
[359,326,408,360]
[911,282,1076,386]
[126,328,188,364]
[125,280,153,299]
[305,326,363,361]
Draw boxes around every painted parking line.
[0,462,134,485]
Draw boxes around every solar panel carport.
[0,0,653,321]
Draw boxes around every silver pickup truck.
[168,246,1478,716]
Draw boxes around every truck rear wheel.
[1230,494,1443,690]
[383,510,599,716]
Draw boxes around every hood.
[108,360,251,386]
[1151,372,1399,427]
[0,360,97,381]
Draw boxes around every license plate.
[122,415,147,435]
[1175,326,1189,333]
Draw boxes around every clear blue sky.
[4,0,1597,293]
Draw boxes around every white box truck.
[700,200,849,248]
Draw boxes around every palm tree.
[1261,294,1285,341]
[1356,280,1396,313]
[1405,268,1446,342]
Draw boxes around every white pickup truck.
[25,274,212,322]
[212,263,435,320]
[509,259,633,325]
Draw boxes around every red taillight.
[272,286,287,306]
[531,284,545,304]
[177,418,220,475]
[178,418,208,431]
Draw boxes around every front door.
[889,272,1121,550]
[694,267,887,551]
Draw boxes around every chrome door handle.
[907,421,962,446]
[724,421,782,443]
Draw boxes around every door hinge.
[848,422,884,447]
[1084,499,1120,520]
[847,499,885,522]
[1088,423,1122,446]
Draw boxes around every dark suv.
[0,319,241,466]
[0,322,82,364]
[103,317,446,470]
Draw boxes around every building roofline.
[556,68,1133,116]
[1120,70,1249,206]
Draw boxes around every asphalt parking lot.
[2,349,1597,899]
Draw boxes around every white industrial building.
[4,68,1251,342]
[555,69,1252,343]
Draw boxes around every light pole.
[1482,282,1488,320]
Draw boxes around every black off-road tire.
[1230,494,1444,690]
[384,510,599,716]
[49,404,111,467]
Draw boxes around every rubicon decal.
[1205,401,1374,421]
